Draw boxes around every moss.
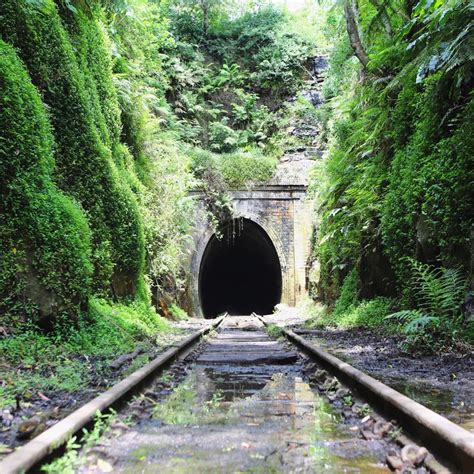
[0,40,92,323]
[0,0,144,296]
[59,5,122,149]
[381,83,474,285]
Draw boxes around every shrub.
[189,147,277,189]
[332,269,358,317]
[331,297,395,329]
[169,303,188,321]
[386,259,472,349]
[218,151,277,188]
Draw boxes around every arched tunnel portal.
[199,218,282,318]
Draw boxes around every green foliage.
[332,269,359,318]
[0,0,144,295]
[0,40,93,323]
[208,119,241,152]
[311,0,474,343]
[138,135,195,299]
[386,259,471,349]
[266,324,284,339]
[41,436,81,474]
[218,151,278,188]
[169,303,188,321]
[213,63,246,88]
[0,297,170,408]
[190,147,277,189]
[404,0,474,85]
[308,296,395,330]
[41,410,116,473]
[330,297,395,329]
[382,87,474,283]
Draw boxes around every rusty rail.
[255,313,474,473]
[0,314,226,474]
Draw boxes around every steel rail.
[254,313,474,473]
[0,314,227,474]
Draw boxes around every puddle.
[388,377,472,430]
[310,335,474,433]
[100,321,390,472]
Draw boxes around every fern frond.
[385,309,424,323]
[407,258,467,324]
[404,316,439,334]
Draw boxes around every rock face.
[268,149,320,187]
[269,55,328,188]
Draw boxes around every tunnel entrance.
[199,218,282,318]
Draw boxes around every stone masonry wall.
[188,185,313,317]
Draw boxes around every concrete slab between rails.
[255,314,474,472]
[0,315,226,474]
[204,343,282,352]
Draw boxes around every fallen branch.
[109,347,143,370]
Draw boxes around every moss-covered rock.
[0,40,93,324]
[0,0,144,296]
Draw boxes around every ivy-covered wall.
[0,0,150,325]
[311,0,474,309]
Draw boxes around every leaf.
[404,316,439,334]
[385,310,423,323]
[38,392,51,402]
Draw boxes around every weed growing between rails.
[41,410,117,474]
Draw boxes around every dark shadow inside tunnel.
[199,218,282,318]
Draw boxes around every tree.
[343,0,369,68]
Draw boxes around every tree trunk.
[344,0,369,68]
[201,0,209,37]
[368,0,393,37]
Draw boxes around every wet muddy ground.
[293,327,474,433]
[0,319,208,457]
[73,316,427,473]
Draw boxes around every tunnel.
[199,218,282,318]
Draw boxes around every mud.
[0,321,206,457]
[294,327,474,432]
[74,316,414,473]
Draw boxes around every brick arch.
[190,215,288,317]
[187,185,312,317]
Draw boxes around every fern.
[410,260,466,319]
[404,316,439,334]
[386,259,467,343]
[386,309,438,334]
[385,309,423,324]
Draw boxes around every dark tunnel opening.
[199,218,282,318]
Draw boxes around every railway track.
[1,314,473,473]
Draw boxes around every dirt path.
[76,316,404,473]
